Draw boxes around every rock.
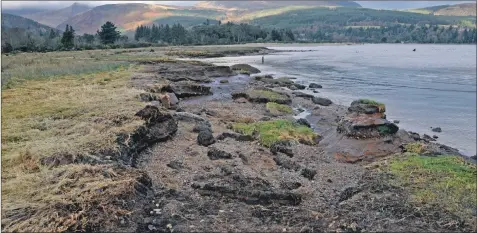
[296,118,311,128]
[140,93,156,102]
[270,141,294,157]
[289,85,298,90]
[232,88,292,105]
[471,155,477,160]
[422,134,436,142]
[197,130,215,146]
[408,131,421,141]
[230,64,261,74]
[309,83,322,89]
[431,127,442,133]
[158,93,178,109]
[168,93,179,107]
[260,116,271,121]
[338,186,361,203]
[193,122,212,133]
[167,160,183,169]
[169,82,212,98]
[253,75,274,80]
[293,83,307,90]
[301,168,317,180]
[348,101,382,115]
[220,79,229,84]
[312,97,333,106]
[393,120,400,124]
[292,91,314,99]
[273,153,301,171]
[207,148,233,160]
[216,132,255,142]
[337,112,399,138]
[433,135,439,139]
[313,90,319,93]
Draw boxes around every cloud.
[1,1,196,10]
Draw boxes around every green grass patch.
[389,154,477,214]
[232,119,318,147]
[266,102,293,115]
[357,98,386,112]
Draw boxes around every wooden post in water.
[262,55,264,64]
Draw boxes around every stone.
[296,118,311,128]
[169,82,212,98]
[270,141,294,157]
[393,120,400,124]
[292,91,314,99]
[231,88,292,105]
[309,83,322,89]
[301,168,317,180]
[431,127,442,133]
[193,122,212,133]
[312,97,333,106]
[433,135,439,139]
[207,148,233,160]
[198,130,215,146]
[337,112,399,138]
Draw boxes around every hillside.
[195,1,361,10]
[407,3,476,16]
[22,3,92,28]
[249,7,476,29]
[57,3,225,34]
[1,13,59,32]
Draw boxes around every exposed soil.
[112,57,476,232]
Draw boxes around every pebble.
[148,225,156,231]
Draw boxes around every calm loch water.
[203,44,477,156]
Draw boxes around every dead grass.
[1,59,147,231]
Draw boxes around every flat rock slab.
[230,64,261,74]
[338,112,399,139]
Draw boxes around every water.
[202,44,476,156]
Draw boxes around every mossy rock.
[232,88,291,105]
[266,102,293,115]
[220,79,229,84]
[349,99,386,114]
[232,119,319,147]
[230,64,261,74]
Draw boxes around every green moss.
[389,154,477,214]
[266,102,293,115]
[249,89,287,101]
[358,98,386,112]
[232,119,318,147]
[403,142,425,154]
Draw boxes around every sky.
[1,1,473,10]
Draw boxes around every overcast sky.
[1,1,473,10]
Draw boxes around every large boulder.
[198,130,216,146]
[230,64,261,74]
[337,112,399,138]
[312,97,333,106]
[348,99,385,115]
[204,66,234,77]
[292,91,314,99]
[232,88,291,105]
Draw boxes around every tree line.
[134,21,295,45]
[298,24,476,44]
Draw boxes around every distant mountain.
[1,13,58,32]
[57,3,225,34]
[1,13,61,48]
[22,3,92,28]
[408,3,476,16]
[195,1,361,10]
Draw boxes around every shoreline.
[199,46,476,158]
[2,46,475,232]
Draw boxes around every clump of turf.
[266,102,293,115]
[357,98,386,112]
[403,142,425,154]
[389,153,477,216]
[232,119,318,147]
